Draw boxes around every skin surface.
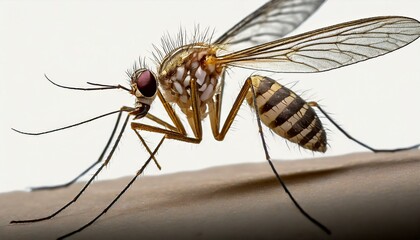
[1,150,420,240]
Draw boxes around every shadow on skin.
[30,152,418,224]
[122,155,420,213]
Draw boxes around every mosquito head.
[130,69,158,119]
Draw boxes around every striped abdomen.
[246,75,327,152]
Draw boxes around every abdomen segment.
[246,75,327,152]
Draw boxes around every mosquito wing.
[214,0,325,52]
[216,16,420,73]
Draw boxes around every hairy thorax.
[157,43,223,119]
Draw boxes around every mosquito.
[11,0,420,239]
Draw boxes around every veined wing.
[214,0,325,52]
[216,16,420,73]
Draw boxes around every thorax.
[157,43,223,119]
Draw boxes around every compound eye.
[135,70,157,97]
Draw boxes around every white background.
[1,0,419,193]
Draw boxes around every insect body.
[157,44,328,152]
[10,0,420,239]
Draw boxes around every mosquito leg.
[141,111,201,169]
[186,78,203,138]
[249,83,331,235]
[57,136,166,240]
[10,114,131,224]
[209,76,251,140]
[146,113,178,132]
[308,101,420,152]
[156,90,187,135]
[31,111,124,191]
[208,69,226,137]
[132,128,162,170]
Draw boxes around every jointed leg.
[156,90,187,135]
[146,113,178,132]
[209,77,252,140]
[308,101,420,152]
[142,111,192,169]
[132,128,162,170]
